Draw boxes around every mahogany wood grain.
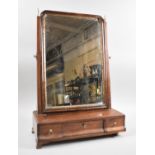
[36,16,43,113]
[33,109,124,124]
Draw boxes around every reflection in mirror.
[41,12,105,109]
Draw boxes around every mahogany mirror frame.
[35,10,111,113]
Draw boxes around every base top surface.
[33,108,124,124]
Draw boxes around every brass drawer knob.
[49,129,53,134]
[113,121,117,126]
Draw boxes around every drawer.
[104,116,125,132]
[39,124,62,138]
[62,120,104,136]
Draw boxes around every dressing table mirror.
[32,10,126,148]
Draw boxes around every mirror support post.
[104,20,111,108]
[36,16,42,113]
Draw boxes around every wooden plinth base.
[32,108,125,148]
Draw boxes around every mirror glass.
[41,12,105,109]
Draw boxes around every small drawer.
[39,124,62,138]
[104,117,125,132]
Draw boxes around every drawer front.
[62,120,104,136]
[39,124,62,138]
[104,117,125,132]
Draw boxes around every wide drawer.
[62,120,104,136]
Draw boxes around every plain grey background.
[18,0,136,155]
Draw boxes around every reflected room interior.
[42,13,105,109]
